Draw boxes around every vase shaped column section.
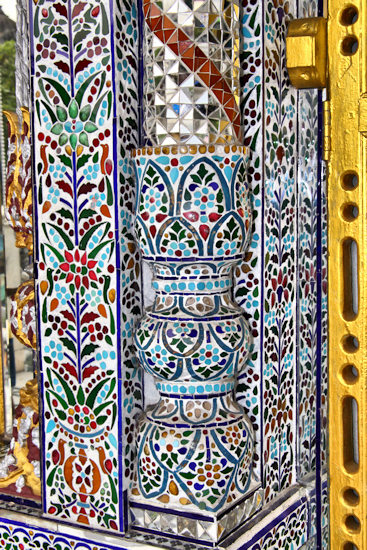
[131,145,257,516]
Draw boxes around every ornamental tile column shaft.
[130,0,262,543]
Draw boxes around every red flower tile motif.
[59,251,98,290]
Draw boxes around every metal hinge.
[323,100,331,162]
[286,17,327,89]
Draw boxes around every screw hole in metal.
[343,488,360,506]
[341,203,359,221]
[342,364,359,384]
[345,515,361,533]
[342,335,359,353]
[340,6,359,26]
[341,35,359,56]
[341,171,359,190]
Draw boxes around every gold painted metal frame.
[328,0,365,547]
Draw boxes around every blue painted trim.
[159,390,230,400]
[37,287,47,515]
[0,494,41,509]
[295,83,300,486]
[148,313,244,322]
[137,0,144,146]
[315,89,324,550]
[260,0,265,491]
[142,253,244,262]
[144,417,243,429]
[109,0,124,532]
[317,4,327,550]
[27,0,47,514]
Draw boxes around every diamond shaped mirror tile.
[143,0,241,144]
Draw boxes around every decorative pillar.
[129,0,263,543]
[30,0,141,532]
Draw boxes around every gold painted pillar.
[327,1,365,548]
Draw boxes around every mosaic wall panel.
[321,163,328,473]
[234,0,263,482]
[236,0,300,503]
[296,0,326,481]
[297,87,318,477]
[30,0,141,531]
[306,478,327,543]
[233,499,309,550]
[235,0,327,514]
[321,478,329,549]
[0,519,133,550]
[113,0,143,491]
[262,0,298,499]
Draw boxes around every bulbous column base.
[130,466,262,544]
[130,390,263,543]
[132,382,253,508]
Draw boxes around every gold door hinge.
[286,17,327,89]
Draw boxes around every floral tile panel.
[31,0,140,532]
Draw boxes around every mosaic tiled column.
[130,0,262,543]
[31,0,141,532]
